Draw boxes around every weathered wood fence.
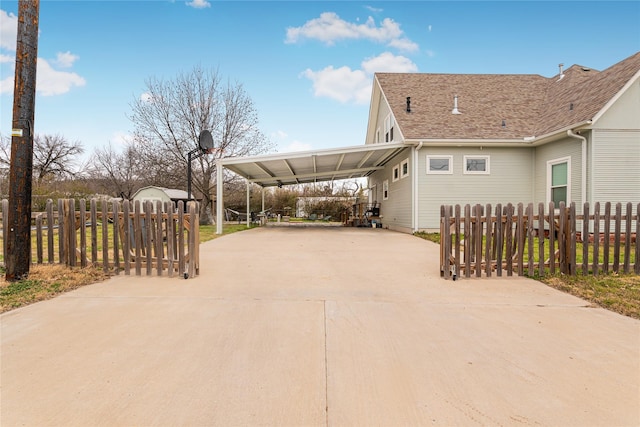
[1,198,200,278]
[440,202,639,280]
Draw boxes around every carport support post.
[216,162,223,235]
[246,180,250,228]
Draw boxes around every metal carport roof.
[215,142,409,233]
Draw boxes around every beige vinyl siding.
[592,129,640,206]
[593,79,640,130]
[369,148,413,231]
[533,137,583,207]
[417,147,533,230]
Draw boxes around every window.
[383,180,389,200]
[463,155,490,174]
[427,155,453,174]
[547,157,571,206]
[392,164,400,182]
[384,114,394,142]
[400,158,409,178]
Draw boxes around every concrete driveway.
[1,226,639,426]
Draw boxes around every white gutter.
[412,141,423,232]
[566,129,588,206]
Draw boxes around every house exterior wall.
[593,78,640,130]
[368,148,413,232]
[589,79,640,221]
[416,147,533,230]
[533,137,584,207]
[591,129,640,206]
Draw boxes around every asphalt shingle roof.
[376,51,640,141]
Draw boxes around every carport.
[214,142,408,234]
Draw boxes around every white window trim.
[392,164,400,182]
[463,155,490,174]
[426,155,453,174]
[382,179,389,200]
[400,158,409,179]
[546,156,571,205]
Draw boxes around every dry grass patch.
[541,274,640,320]
[0,265,110,313]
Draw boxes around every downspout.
[413,141,424,232]
[566,129,587,205]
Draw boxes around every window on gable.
[427,155,453,174]
[392,164,400,182]
[547,157,571,206]
[400,158,409,178]
[463,155,490,174]
[383,180,389,200]
[384,115,394,142]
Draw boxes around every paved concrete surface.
[2,226,639,426]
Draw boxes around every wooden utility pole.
[6,0,40,281]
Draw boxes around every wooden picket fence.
[440,201,639,280]
[1,198,200,278]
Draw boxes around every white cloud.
[302,52,417,104]
[285,12,418,52]
[361,52,418,74]
[36,58,86,96]
[302,66,370,104]
[0,75,12,95]
[186,0,211,9]
[54,51,79,68]
[140,92,153,102]
[365,6,383,13]
[0,10,17,51]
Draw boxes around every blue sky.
[1,1,639,158]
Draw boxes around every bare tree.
[0,133,84,191]
[90,142,142,199]
[128,66,274,223]
[32,133,84,184]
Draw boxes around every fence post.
[440,205,451,279]
[112,199,120,274]
[569,202,576,276]
[593,202,600,275]
[80,199,87,268]
[454,204,461,280]
[464,204,471,278]
[548,202,556,274]
[123,199,131,276]
[90,199,97,265]
[144,201,153,276]
[485,203,492,277]
[623,202,632,273]
[178,201,185,278]
[36,213,43,264]
[603,202,611,273]
[58,199,64,263]
[538,202,545,277]
[635,202,640,275]
[134,200,142,276]
[46,199,54,263]
[495,204,503,277]
[613,203,622,273]
[101,199,109,273]
[166,202,175,278]
[156,200,164,276]
[505,203,513,276]
[527,203,534,276]
[188,202,197,279]
[582,202,590,275]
